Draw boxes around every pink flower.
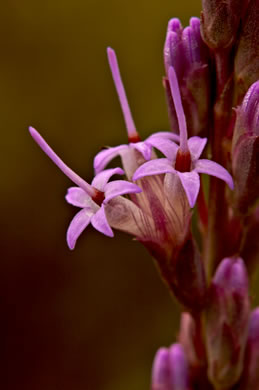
[29,127,141,249]
[133,66,234,207]
[94,48,179,179]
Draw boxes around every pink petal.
[65,187,93,208]
[132,158,175,181]
[148,131,180,142]
[104,180,142,203]
[93,145,128,174]
[91,204,114,237]
[177,171,200,208]
[91,168,124,191]
[188,136,207,160]
[195,159,234,189]
[66,208,94,250]
[131,141,152,160]
[146,136,179,160]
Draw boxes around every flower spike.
[29,127,142,248]
[107,47,139,142]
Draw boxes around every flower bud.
[151,344,189,390]
[237,308,259,389]
[205,257,250,389]
[163,17,210,137]
[201,0,248,49]
[232,81,259,214]
[234,0,259,105]
[151,348,170,390]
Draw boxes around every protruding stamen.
[168,66,188,152]
[29,127,100,199]
[107,47,140,142]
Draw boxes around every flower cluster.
[29,0,259,388]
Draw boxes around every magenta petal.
[132,158,175,181]
[93,145,128,174]
[131,141,152,160]
[148,131,180,142]
[177,171,200,207]
[91,168,124,191]
[66,208,93,250]
[104,180,142,203]
[195,159,234,189]
[146,136,179,160]
[188,136,207,160]
[91,204,114,237]
[65,187,92,208]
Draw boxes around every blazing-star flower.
[29,127,141,249]
[133,66,234,207]
[94,48,179,179]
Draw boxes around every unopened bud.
[151,348,170,390]
[237,308,259,389]
[205,257,250,389]
[234,0,259,105]
[232,81,259,214]
[163,17,210,137]
[151,344,189,390]
[201,0,247,49]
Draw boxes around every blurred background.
[1,1,206,389]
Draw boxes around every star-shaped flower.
[133,66,234,207]
[94,48,179,178]
[29,127,141,249]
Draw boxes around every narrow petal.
[188,136,207,160]
[107,48,139,141]
[177,171,200,207]
[91,204,114,237]
[29,127,96,197]
[146,136,179,160]
[147,131,180,142]
[66,208,94,250]
[65,187,93,208]
[133,159,175,181]
[104,180,142,203]
[131,141,152,160]
[195,159,234,189]
[91,168,124,191]
[93,145,128,174]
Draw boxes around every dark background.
[0,1,243,389]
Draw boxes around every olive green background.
[2,1,202,389]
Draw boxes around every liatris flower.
[163,17,210,137]
[28,127,142,249]
[94,48,179,179]
[237,308,259,389]
[133,66,234,208]
[232,80,259,214]
[205,257,250,389]
[151,344,189,390]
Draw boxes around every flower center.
[175,149,191,172]
[92,188,105,206]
